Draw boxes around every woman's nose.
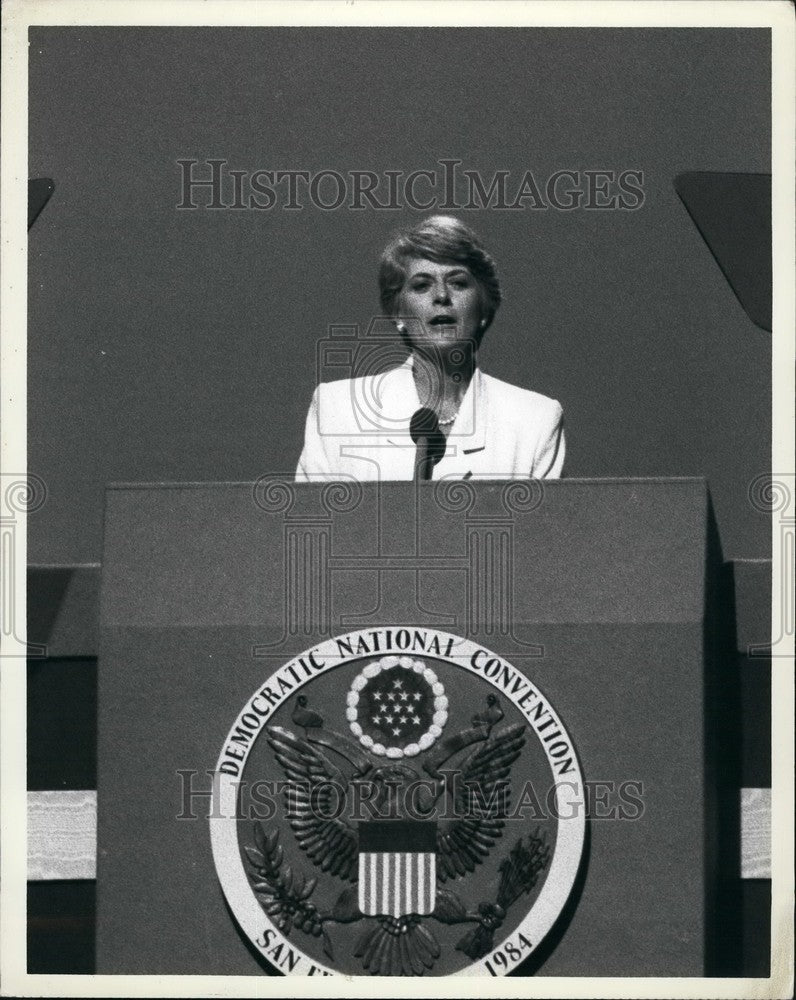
[433,283,451,304]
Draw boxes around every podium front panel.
[96,479,718,976]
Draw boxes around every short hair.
[378,215,502,342]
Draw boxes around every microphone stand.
[410,408,446,482]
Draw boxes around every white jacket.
[295,357,565,482]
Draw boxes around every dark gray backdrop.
[27,27,771,564]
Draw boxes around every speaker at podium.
[96,478,723,977]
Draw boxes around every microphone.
[410,407,446,481]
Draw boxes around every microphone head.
[410,407,446,467]
[409,407,440,443]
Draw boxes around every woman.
[295,215,565,482]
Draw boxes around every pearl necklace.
[438,413,457,427]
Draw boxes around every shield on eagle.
[358,820,437,917]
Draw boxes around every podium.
[96,478,722,976]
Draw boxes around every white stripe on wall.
[27,790,772,882]
[740,787,771,878]
[27,790,96,881]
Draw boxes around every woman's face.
[397,257,483,351]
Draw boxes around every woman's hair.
[378,215,502,343]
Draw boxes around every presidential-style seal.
[210,629,585,977]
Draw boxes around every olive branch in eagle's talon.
[244,823,334,956]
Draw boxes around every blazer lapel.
[378,357,488,480]
[435,366,487,478]
[377,358,420,479]
[380,356,418,428]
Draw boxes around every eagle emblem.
[243,654,552,976]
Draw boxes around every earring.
[396,321,407,333]
[479,318,487,329]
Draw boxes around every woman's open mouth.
[429,314,457,326]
